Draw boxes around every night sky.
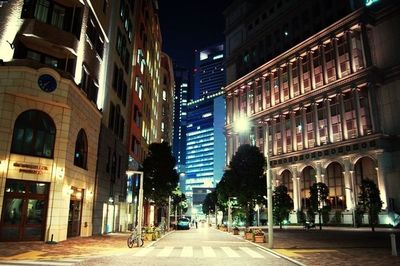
[158,1,232,68]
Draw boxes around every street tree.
[273,185,293,229]
[141,142,179,207]
[222,144,266,226]
[202,191,216,215]
[171,188,187,216]
[357,178,383,232]
[309,182,330,230]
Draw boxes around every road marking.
[180,246,193,257]
[239,247,264,258]
[157,246,174,257]
[133,247,155,257]
[221,247,240,258]
[202,246,216,257]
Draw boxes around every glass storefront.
[0,179,49,241]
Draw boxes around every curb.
[213,227,305,266]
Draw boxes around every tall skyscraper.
[172,65,190,191]
[185,44,226,217]
[193,44,225,100]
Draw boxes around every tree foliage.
[309,182,330,229]
[171,187,187,215]
[358,178,383,232]
[221,144,266,226]
[141,142,179,206]
[202,191,217,215]
[273,185,293,229]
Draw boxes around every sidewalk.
[237,226,400,265]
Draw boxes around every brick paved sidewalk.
[246,227,400,266]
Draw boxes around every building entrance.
[67,187,83,237]
[0,179,49,241]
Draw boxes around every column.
[271,118,277,156]
[333,37,342,79]
[263,121,270,156]
[298,56,304,94]
[320,44,328,85]
[301,106,308,149]
[313,102,321,146]
[346,30,355,73]
[316,162,322,183]
[279,67,284,103]
[227,96,232,125]
[237,89,242,119]
[261,77,266,110]
[376,152,389,209]
[325,97,333,143]
[343,159,353,210]
[353,87,364,137]
[367,84,378,133]
[281,114,287,154]
[291,110,297,152]
[292,176,299,211]
[338,93,348,140]
[309,51,316,90]
[234,91,239,122]
[246,85,251,117]
[234,133,240,152]
[269,72,275,106]
[288,62,294,99]
[359,23,372,67]
[255,121,260,147]
[254,80,259,113]
[226,135,232,165]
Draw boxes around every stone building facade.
[225,4,400,225]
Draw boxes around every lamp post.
[126,170,144,247]
[228,196,237,232]
[264,123,274,248]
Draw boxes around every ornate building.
[0,0,108,241]
[225,3,400,224]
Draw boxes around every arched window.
[74,129,88,169]
[11,110,56,158]
[326,162,345,209]
[301,166,316,209]
[280,170,293,199]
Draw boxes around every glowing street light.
[234,116,250,133]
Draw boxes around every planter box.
[245,232,253,240]
[254,235,265,243]
[233,229,239,235]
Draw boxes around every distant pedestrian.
[195,220,198,229]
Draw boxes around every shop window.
[74,129,88,169]
[11,110,56,158]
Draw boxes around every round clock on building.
[38,74,57,93]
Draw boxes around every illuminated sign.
[13,162,48,175]
[365,0,379,6]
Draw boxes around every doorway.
[0,179,49,241]
[67,187,83,238]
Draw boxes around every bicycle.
[127,228,144,248]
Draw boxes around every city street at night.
[0,226,399,265]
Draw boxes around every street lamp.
[264,124,274,249]
[228,196,237,232]
[126,170,144,247]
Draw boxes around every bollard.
[390,233,397,256]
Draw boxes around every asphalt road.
[76,227,298,266]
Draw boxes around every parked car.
[177,217,190,230]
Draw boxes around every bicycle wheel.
[127,236,134,248]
